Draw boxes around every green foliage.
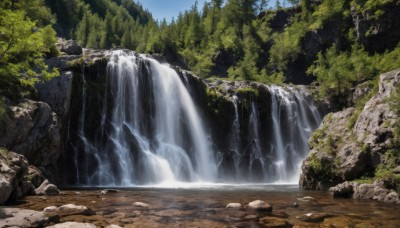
[269,20,308,72]
[0,9,58,96]
[308,153,337,181]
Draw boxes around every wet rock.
[268,210,289,218]
[226,203,242,208]
[100,189,118,195]
[0,208,49,227]
[247,200,272,212]
[226,210,259,222]
[47,222,95,228]
[298,196,316,201]
[132,202,150,208]
[329,181,354,198]
[35,179,59,195]
[296,212,333,222]
[260,216,291,228]
[44,204,95,216]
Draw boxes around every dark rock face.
[351,2,400,53]
[300,69,400,200]
[36,71,73,119]
[0,100,61,182]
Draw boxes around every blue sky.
[135,0,283,22]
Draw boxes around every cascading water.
[69,50,217,186]
[225,85,322,183]
[66,49,323,186]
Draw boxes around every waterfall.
[69,50,217,186]
[226,85,322,183]
[66,50,322,186]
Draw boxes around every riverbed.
[10,185,400,227]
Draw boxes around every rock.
[352,81,373,105]
[260,216,291,228]
[247,200,272,212]
[36,71,73,118]
[47,222,95,228]
[351,2,400,53]
[226,203,242,208]
[0,208,49,227]
[57,204,95,216]
[0,99,61,182]
[44,204,95,216]
[35,179,59,195]
[269,210,289,219]
[132,202,150,208]
[226,210,259,222]
[393,166,400,174]
[105,225,123,228]
[0,149,29,204]
[56,39,83,55]
[296,212,333,222]
[297,196,316,201]
[353,183,400,203]
[329,181,354,198]
[43,206,59,213]
[45,55,81,71]
[300,69,400,191]
[28,166,46,188]
[100,189,118,195]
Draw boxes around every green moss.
[308,153,337,182]
[236,86,259,96]
[353,176,374,184]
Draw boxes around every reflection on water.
[12,185,400,227]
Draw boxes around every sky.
[135,0,283,22]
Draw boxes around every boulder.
[56,39,83,55]
[0,208,49,227]
[100,189,118,195]
[247,200,272,212]
[0,150,29,204]
[132,202,150,208]
[0,99,61,182]
[44,204,95,216]
[226,203,242,208]
[296,212,333,222]
[329,181,354,198]
[35,179,59,196]
[47,222,95,228]
[329,181,400,204]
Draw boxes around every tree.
[0,9,58,96]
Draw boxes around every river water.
[12,185,400,227]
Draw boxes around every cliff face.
[300,69,400,197]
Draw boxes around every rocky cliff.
[300,69,400,202]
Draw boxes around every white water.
[226,85,322,184]
[74,50,217,186]
[70,50,322,186]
